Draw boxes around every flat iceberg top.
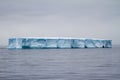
[9,37,111,40]
[9,37,85,39]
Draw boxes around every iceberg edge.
[8,37,112,49]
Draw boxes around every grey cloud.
[0,0,120,45]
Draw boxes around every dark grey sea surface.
[0,46,120,80]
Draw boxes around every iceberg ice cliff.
[8,37,112,49]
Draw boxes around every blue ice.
[8,37,112,49]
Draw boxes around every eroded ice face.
[8,37,112,49]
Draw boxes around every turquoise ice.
[8,37,112,49]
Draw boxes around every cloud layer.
[0,0,120,45]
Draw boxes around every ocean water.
[0,46,120,80]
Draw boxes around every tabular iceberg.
[8,37,112,49]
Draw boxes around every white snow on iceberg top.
[8,37,109,40]
[8,37,112,49]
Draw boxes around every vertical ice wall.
[8,38,22,49]
[57,39,72,48]
[46,39,57,48]
[72,39,85,48]
[8,38,112,49]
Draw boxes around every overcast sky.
[0,0,120,45]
